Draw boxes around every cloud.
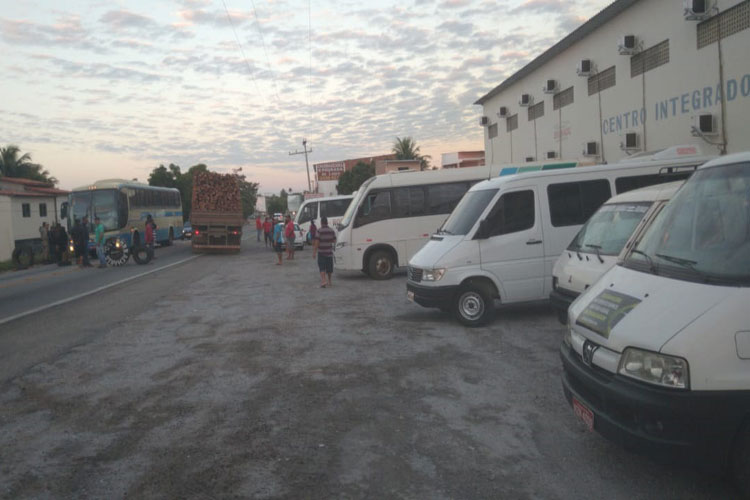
[0,15,105,52]
[509,0,568,15]
[437,21,475,36]
[33,54,164,83]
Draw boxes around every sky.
[0,0,612,194]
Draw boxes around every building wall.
[481,0,750,164]
[0,197,12,261]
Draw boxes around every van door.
[478,187,544,303]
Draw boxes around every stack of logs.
[191,171,242,212]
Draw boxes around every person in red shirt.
[144,215,156,260]
[284,215,296,260]
[263,217,273,248]
[255,215,262,242]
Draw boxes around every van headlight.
[422,268,445,281]
[618,348,689,389]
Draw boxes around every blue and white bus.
[64,179,183,265]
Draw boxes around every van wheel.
[732,421,750,498]
[368,250,394,280]
[12,246,33,270]
[453,284,494,327]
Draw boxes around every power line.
[220,0,263,99]
[307,0,313,141]
[247,0,282,103]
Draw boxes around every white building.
[0,178,69,261]
[476,0,750,164]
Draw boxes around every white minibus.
[550,180,685,324]
[294,195,353,244]
[406,147,714,326]
[561,153,750,496]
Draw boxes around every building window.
[553,86,574,110]
[39,203,47,217]
[528,101,544,121]
[506,114,518,132]
[22,203,31,218]
[588,66,616,96]
[488,123,498,139]
[631,40,669,77]
[698,1,750,49]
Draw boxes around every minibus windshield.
[338,177,375,229]
[625,161,750,285]
[568,203,650,256]
[439,189,498,236]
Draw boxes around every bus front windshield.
[339,178,376,230]
[70,189,121,231]
[439,189,498,236]
[569,203,650,256]
[625,162,750,285]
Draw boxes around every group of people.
[39,222,70,265]
[69,215,107,268]
[254,214,336,288]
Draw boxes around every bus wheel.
[368,250,394,280]
[104,239,130,266]
[732,421,750,498]
[167,228,174,246]
[453,284,494,327]
[132,245,153,265]
[12,246,33,270]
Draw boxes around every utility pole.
[289,138,313,192]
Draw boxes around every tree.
[0,145,57,184]
[148,164,178,188]
[147,162,208,221]
[337,161,374,195]
[391,136,431,171]
[232,169,259,219]
[266,195,287,215]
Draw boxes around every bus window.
[426,182,470,215]
[355,190,391,227]
[393,187,426,217]
[118,191,129,228]
[92,189,119,231]
[299,203,318,224]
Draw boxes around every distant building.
[441,151,485,169]
[476,0,750,164]
[374,159,421,175]
[0,177,69,261]
[313,154,396,196]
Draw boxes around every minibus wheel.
[454,284,494,327]
[368,250,394,280]
[732,420,750,498]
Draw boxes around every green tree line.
[0,145,57,184]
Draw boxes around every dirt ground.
[0,240,734,499]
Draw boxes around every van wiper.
[585,244,605,263]
[631,249,658,274]
[654,253,697,268]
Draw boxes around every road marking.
[0,255,200,326]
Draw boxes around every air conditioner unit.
[583,141,599,157]
[618,35,638,55]
[479,116,489,126]
[546,151,558,159]
[621,132,640,150]
[694,113,717,135]
[525,156,535,163]
[577,59,593,77]
[519,94,533,107]
[542,79,558,94]
[497,106,509,118]
[684,0,713,21]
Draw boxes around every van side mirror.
[475,219,490,240]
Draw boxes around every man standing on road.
[312,216,336,288]
[273,217,285,265]
[255,215,263,242]
[94,216,107,268]
[39,222,50,263]
[145,215,156,260]
[263,216,273,248]
[73,216,92,267]
[284,215,296,260]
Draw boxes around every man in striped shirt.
[312,216,337,288]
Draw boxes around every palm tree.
[0,145,57,184]
[391,136,431,171]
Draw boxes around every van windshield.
[568,202,650,256]
[338,178,375,229]
[625,161,750,286]
[439,189,498,236]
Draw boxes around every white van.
[406,149,714,326]
[561,153,750,496]
[550,181,684,324]
[294,195,353,244]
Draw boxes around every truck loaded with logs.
[190,171,243,253]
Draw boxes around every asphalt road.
[0,239,196,324]
[0,234,736,499]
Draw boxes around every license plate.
[407,291,415,302]
[572,398,594,431]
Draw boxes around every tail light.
[194,230,200,235]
